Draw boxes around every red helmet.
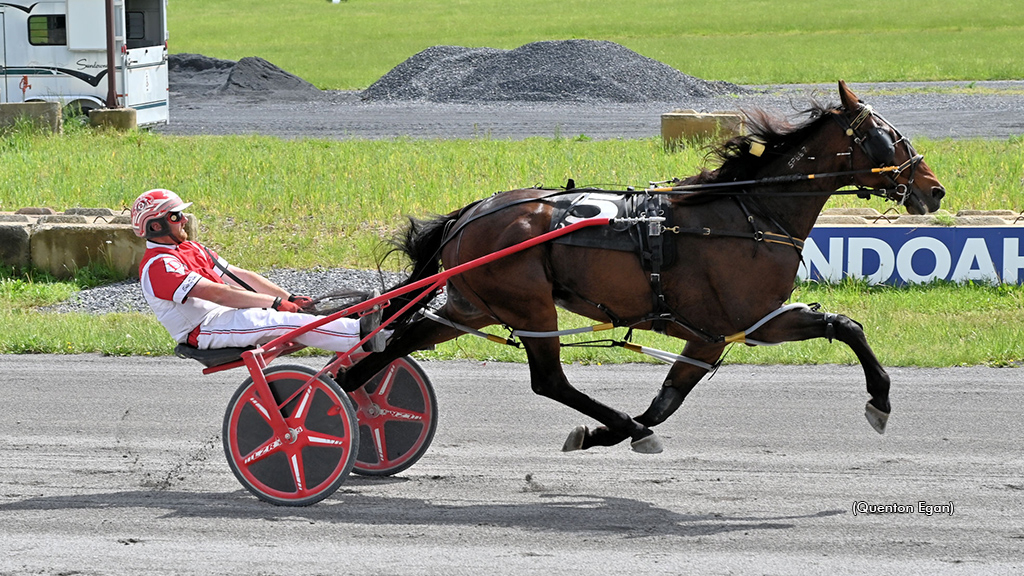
[130,189,192,238]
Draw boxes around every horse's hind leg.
[520,336,663,453]
[580,341,727,450]
[749,307,891,434]
[339,312,466,393]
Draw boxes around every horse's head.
[835,80,946,214]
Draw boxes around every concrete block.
[893,215,939,226]
[36,215,88,224]
[66,207,115,217]
[90,108,137,131]
[954,216,1013,226]
[956,209,1018,217]
[0,102,62,133]
[29,223,146,279]
[814,215,870,226]
[661,110,744,148]
[15,207,56,215]
[0,223,32,268]
[0,214,30,223]
[821,207,882,217]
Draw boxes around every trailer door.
[121,0,168,125]
[0,9,7,104]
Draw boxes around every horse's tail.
[399,211,457,282]
[380,207,466,323]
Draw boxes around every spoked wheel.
[223,364,359,506]
[349,356,437,476]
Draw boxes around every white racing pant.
[193,307,362,353]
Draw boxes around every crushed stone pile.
[219,57,320,95]
[168,53,320,97]
[362,40,746,103]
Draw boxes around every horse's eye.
[862,127,896,165]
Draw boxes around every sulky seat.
[174,344,254,368]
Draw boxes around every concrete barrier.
[1,208,198,279]
[0,102,62,133]
[90,108,138,131]
[661,110,744,148]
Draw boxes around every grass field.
[2,128,1021,269]
[168,0,1024,89]
[1,126,1022,365]
[2,2,1023,365]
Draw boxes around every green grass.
[2,128,1021,270]
[1,127,1023,365]
[3,267,1021,366]
[168,0,1024,89]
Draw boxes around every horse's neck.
[751,183,832,240]
[751,138,849,239]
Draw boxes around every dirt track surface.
[154,81,1024,141]
[1,355,1021,575]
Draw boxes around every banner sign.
[798,227,1024,285]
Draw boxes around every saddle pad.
[548,191,677,270]
[549,192,641,252]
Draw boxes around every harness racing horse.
[342,81,947,453]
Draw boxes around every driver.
[131,188,384,353]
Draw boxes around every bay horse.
[341,81,947,453]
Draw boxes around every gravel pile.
[219,57,321,97]
[169,41,745,104]
[168,53,237,95]
[169,53,321,98]
[44,268,407,315]
[362,39,746,103]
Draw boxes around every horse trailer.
[0,0,168,126]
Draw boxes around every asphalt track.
[1,355,1020,575]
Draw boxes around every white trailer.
[0,0,168,126]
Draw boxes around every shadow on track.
[0,488,843,538]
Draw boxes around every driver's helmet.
[130,189,192,239]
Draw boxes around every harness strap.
[421,311,714,370]
[724,303,811,345]
[203,246,257,293]
[666,226,804,251]
[421,310,518,346]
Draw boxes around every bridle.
[832,103,925,206]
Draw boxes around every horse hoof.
[562,425,587,452]
[630,433,664,454]
[865,402,889,434]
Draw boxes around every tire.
[350,356,437,476]
[63,100,98,125]
[223,364,359,506]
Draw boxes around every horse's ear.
[838,80,862,110]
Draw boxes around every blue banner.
[799,227,1024,285]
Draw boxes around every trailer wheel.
[63,100,98,124]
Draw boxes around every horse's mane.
[672,100,838,204]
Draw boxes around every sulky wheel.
[223,364,359,506]
[349,356,437,476]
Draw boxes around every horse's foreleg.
[520,337,661,453]
[582,342,726,449]
[750,308,891,433]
